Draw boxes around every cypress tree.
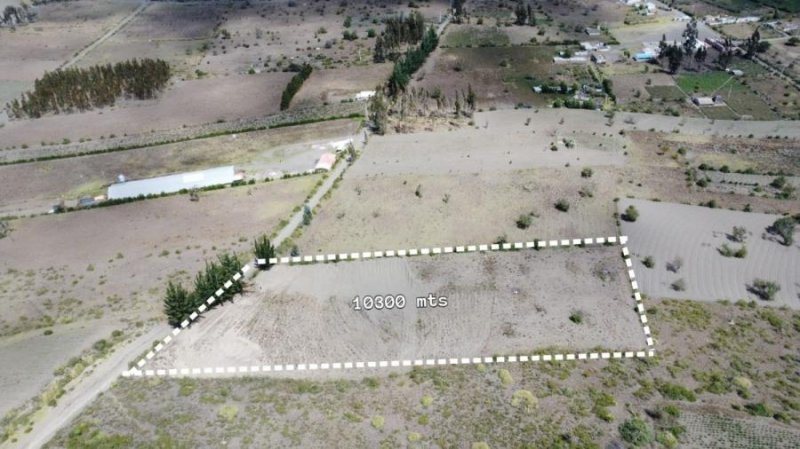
[164,281,194,327]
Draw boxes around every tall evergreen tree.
[368,88,388,135]
[254,235,275,269]
[374,35,386,63]
[164,281,194,327]
[682,19,698,56]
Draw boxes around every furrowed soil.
[148,246,644,374]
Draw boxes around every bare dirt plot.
[413,46,586,108]
[0,175,320,337]
[290,65,392,108]
[0,119,359,217]
[350,122,627,177]
[620,198,799,308]
[149,247,644,373]
[296,168,619,256]
[0,73,292,148]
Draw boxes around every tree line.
[8,58,170,119]
[280,63,312,110]
[387,26,439,97]
[373,11,426,63]
[163,252,244,327]
[164,235,278,327]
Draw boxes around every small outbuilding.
[314,153,336,172]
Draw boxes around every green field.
[645,85,686,101]
[676,72,734,95]
[700,106,739,120]
[677,71,778,119]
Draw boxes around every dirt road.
[5,324,169,449]
[59,1,150,70]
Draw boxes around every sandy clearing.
[349,123,627,177]
[0,73,292,147]
[620,198,799,308]
[148,247,644,375]
[474,109,800,140]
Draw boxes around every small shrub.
[555,199,570,212]
[657,381,697,401]
[581,167,593,178]
[731,226,747,242]
[619,417,654,446]
[217,404,238,421]
[750,279,780,301]
[671,278,686,292]
[768,216,796,246]
[407,432,422,442]
[371,415,385,430]
[744,402,771,417]
[511,390,538,412]
[667,257,683,273]
[657,431,679,449]
[498,369,513,386]
[718,244,746,258]
[642,256,655,268]
[622,205,639,222]
[569,310,584,324]
[516,214,532,229]
[421,395,433,407]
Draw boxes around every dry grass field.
[0,73,293,148]
[0,118,359,217]
[0,0,141,104]
[296,109,798,257]
[0,175,320,338]
[75,1,224,76]
[43,297,800,448]
[149,247,644,374]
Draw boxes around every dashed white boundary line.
[123,235,654,378]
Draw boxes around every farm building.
[692,95,725,106]
[633,51,656,62]
[580,41,606,51]
[355,91,375,101]
[107,166,240,200]
[314,153,337,172]
[591,54,607,64]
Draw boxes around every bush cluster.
[164,252,243,326]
